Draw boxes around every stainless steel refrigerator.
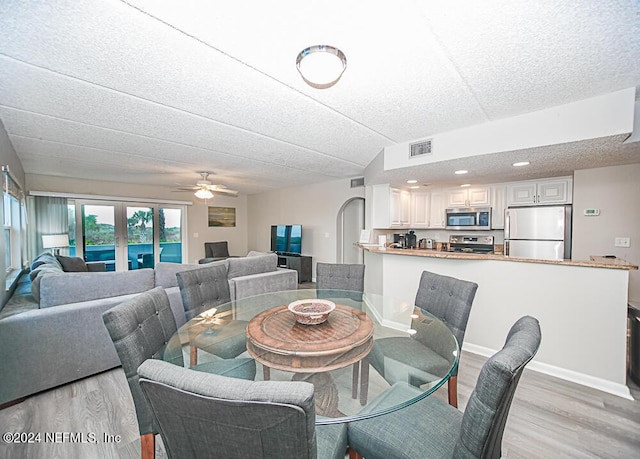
[504,205,572,260]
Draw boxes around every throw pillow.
[55,255,89,272]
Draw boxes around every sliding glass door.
[127,206,154,270]
[72,200,185,271]
[82,203,118,271]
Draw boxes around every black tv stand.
[276,254,312,283]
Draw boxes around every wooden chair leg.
[140,433,155,459]
[189,345,198,367]
[448,375,458,408]
[348,446,364,459]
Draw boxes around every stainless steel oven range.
[448,235,495,254]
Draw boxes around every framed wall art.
[208,206,236,227]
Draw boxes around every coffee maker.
[404,230,417,249]
[393,233,405,247]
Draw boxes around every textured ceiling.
[0,0,639,195]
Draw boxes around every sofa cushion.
[30,253,63,278]
[155,262,226,289]
[227,253,277,279]
[39,269,156,308]
[55,255,89,272]
[30,266,64,301]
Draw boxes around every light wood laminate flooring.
[1,351,638,458]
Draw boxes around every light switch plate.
[615,237,630,247]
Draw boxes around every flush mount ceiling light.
[454,169,468,175]
[407,179,418,184]
[195,188,213,199]
[513,161,531,167]
[296,45,347,89]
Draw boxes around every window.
[2,166,27,289]
[68,199,186,271]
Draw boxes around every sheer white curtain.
[34,196,68,256]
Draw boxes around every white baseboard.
[463,342,633,400]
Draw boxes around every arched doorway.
[336,197,365,264]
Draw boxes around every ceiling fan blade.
[212,188,239,196]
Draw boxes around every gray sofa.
[0,252,297,405]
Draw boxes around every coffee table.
[162,289,459,424]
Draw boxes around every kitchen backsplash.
[369,228,505,245]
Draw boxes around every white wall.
[572,164,640,302]
[247,178,365,279]
[25,174,249,264]
[365,250,632,398]
[384,88,636,170]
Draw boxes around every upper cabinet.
[428,191,447,228]
[371,184,410,228]
[446,186,490,208]
[490,184,507,229]
[410,190,430,228]
[506,177,572,206]
[391,187,411,226]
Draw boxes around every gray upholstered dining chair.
[103,287,256,459]
[176,263,248,366]
[348,315,541,459]
[316,262,365,301]
[369,270,477,407]
[138,359,348,459]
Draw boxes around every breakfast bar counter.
[356,244,638,270]
[357,243,636,400]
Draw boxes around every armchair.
[199,241,232,264]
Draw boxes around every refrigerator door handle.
[504,209,510,239]
[505,240,509,256]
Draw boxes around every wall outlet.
[614,237,630,248]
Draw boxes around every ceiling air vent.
[409,139,433,158]
[350,177,365,188]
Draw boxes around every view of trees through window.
[74,208,181,246]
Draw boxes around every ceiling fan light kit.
[296,45,347,89]
[194,188,214,199]
[175,172,239,199]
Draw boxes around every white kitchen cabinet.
[490,184,507,229]
[428,191,446,228]
[390,188,410,226]
[410,191,430,227]
[371,184,410,228]
[506,177,572,206]
[446,186,490,208]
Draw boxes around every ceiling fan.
[174,172,239,199]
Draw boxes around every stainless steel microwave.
[445,207,492,230]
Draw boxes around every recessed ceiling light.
[454,170,468,175]
[513,161,530,167]
[460,184,471,187]
[407,179,418,184]
[410,185,420,189]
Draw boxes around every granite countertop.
[355,244,638,271]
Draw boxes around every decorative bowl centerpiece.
[288,299,336,325]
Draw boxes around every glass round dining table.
[161,289,458,425]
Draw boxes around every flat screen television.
[270,225,302,255]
